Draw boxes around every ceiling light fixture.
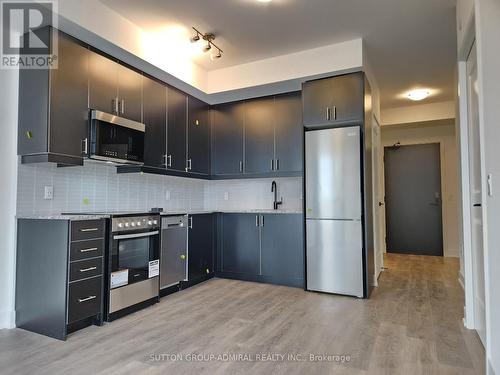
[407,89,431,101]
[257,0,273,2]
[191,27,223,61]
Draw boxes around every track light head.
[190,34,200,43]
[210,50,222,60]
[203,43,212,52]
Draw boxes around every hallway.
[0,254,485,374]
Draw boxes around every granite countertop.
[17,214,110,220]
[160,209,303,215]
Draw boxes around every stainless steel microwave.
[88,109,145,165]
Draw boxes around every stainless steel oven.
[88,109,145,165]
[107,214,160,320]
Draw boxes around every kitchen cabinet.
[143,76,167,167]
[16,218,105,340]
[303,72,364,128]
[212,102,245,175]
[187,96,210,175]
[244,97,275,174]
[218,213,304,287]
[89,50,142,122]
[18,29,89,165]
[167,87,188,172]
[221,214,261,275]
[188,214,214,284]
[261,214,304,285]
[274,92,303,173]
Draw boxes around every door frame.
[372,114,383,284]
[380,140,446,257]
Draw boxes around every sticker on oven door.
[148,260,159,278]
[111,269,129,289]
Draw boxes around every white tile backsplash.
[16,160,302,216]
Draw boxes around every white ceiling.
[100,0,457,109]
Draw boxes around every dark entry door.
[384,143,443,256]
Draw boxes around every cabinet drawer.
[69,258,103,282]
[68,276,102,324]
[70,239,104,261]
[71,220,105,241]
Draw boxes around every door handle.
[120,99,125,115]
[78,295,96,303]
[255,215,259,227]
[188,217,193,229]
[81,138,88,155]
[378,202,384,207]
[333,105,337,120]
[167,155,172,167]
[276,159,280,171]
[326,107,331,121]
[473,203,482,207]
[79,266,97,273]
[271,159,274,171]
[239,161,243,173]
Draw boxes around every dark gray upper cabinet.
[88,51,118,115]
[244,97,275,174]
[221,214,260,275]
[167,87,187,172]
[18,29,89,165]
[303,72,364,127]
[187,96,210,175]
[117,64,143,122]
[143,76,167,167]
[261,214,304,285]
[212,102,245,175]
[89,51,142,122]
[274,92,303,173]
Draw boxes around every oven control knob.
[131,222,135,227]
[125,222,130,227]
[153,220,158,225]
[136,221,141,226]
[148,220,153,225]
[118,223,124,228]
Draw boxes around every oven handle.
[113,231,159,240]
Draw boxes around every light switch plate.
[44,186,53,200]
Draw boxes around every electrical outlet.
[44,186,53,200]
[165,190,171,200]
[224,192,229,201]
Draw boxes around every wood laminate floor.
[0,254,485,374]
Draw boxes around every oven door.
[110,230,159,289]
[89,110,145,165]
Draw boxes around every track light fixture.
[191,27,223,60]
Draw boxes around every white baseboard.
[0,309,15,329]
[488,358,496,375]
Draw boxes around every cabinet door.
[222,214,260,275]
[49,32,89,157]
[187,96,210,175]
[244,97,275,174]
[188,214,214,282]
[143,77,166,167]
[167,87,187,171]
[89,51,118,114]
[261,214,304,285]
[212,102,244,175]
[117,64,143,122]
[302,77,332,126]
[329,73,364,124]
[274,92,303,173]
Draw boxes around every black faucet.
[271,181,283,210]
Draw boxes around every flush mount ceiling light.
[407,89,431,101]
[191,27,223,61]
[257,0,273,2]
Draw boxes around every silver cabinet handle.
[271,159,274,171]
[167,154,172,167]
[78,295,96,303]
[121,99,125,115]
[186,158,192,171]
[276,159,280,171]
[261,215,264,227]
[80,247,98,253]
[255,215,259,227]
[81,138,88,155]
[80,228,98,232]
[113,97,119,114]
[333,105,337,120]
[326,107,331,121]
[239,161,243,173]
[188,217,193,229]
[79,266,97,272]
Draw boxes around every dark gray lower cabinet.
[261,214,304,286]
[188,214,214,284]
[16,218,105,340]
[221,214,261,275]
[217,213,304,287]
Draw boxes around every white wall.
[474,0,500,372]
[0,68,19,329]
[381,101,456,126]
[207,39,363,94]
[381,121,460,259]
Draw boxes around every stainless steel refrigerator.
[305,126,365,298]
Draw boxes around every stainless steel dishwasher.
[160,215,188,290]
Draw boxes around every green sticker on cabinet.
[26,131,32,139]
[83,198,90,205]
[195,120,200,126]
[180,254,186,260]
[307,208,313,214]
